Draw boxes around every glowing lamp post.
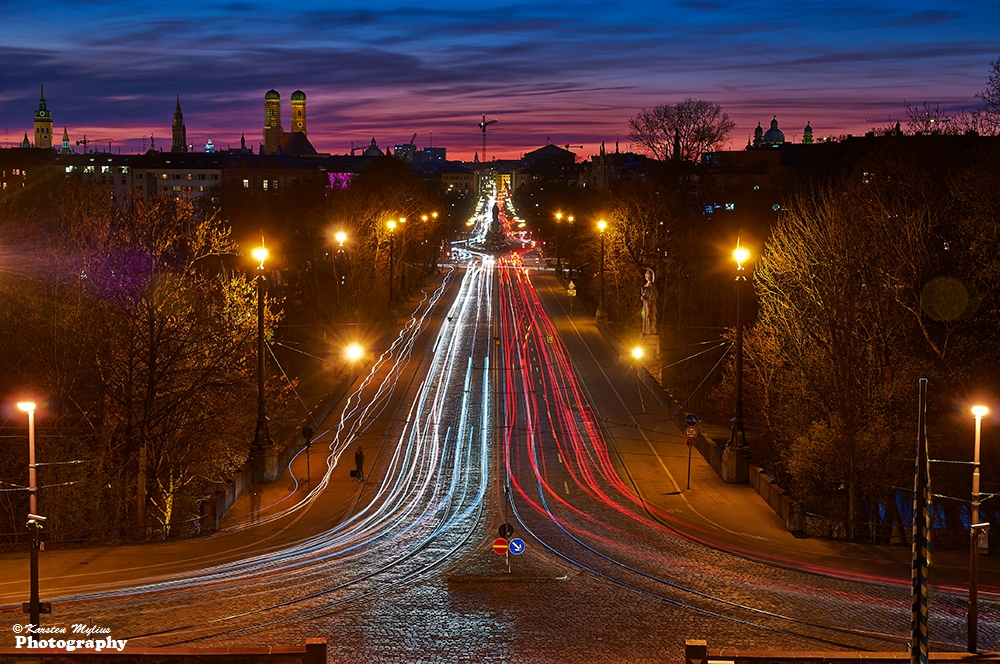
[251,244,271,455]
[728,241,750,452]
[968,403,990,653]
[597,220,607,317]
[17,401,42,626]
[387,220,397,309]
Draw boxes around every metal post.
[600,231,605,311]
[252,266,270,451]
[968,408,987,653]
[969,527,979,653]
[26,407,40,627]
[728,266,747,449]
[388,232,394,308]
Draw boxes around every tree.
[628,99,736,162]
[977,57,1000,119]
[739,138,1000,541]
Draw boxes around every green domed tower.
[263,89,284,155]
[291,89,307,135]
[34,82,53,149]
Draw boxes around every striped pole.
[911,378,931,664]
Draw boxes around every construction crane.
[479,115,498,161]
[76,135,114,152]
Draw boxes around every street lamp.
[345,343,364,363]
[597,220,607,317]
[387,220,397,308]
[968,403,990,653]
[17,400,41,627]
[251,244,271,455]
[728,240,750,451]
[333,231,348,320]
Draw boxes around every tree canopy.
[628,99,736,161]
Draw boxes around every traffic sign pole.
[684,426,699,492]
[687,445,692,491]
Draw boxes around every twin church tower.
[171,88,309,155]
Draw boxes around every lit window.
[84,165,95,174]
[120,167,129,174]
[186,173,193,180]
[101,166,111,174]
[65,166,75,173]
[263,180,268,190]
[243,179,249,188]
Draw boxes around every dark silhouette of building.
[172,96,187,153]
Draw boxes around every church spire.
[171,95,187,153]
[62,126,71,154]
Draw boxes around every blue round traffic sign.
[685,413,699,427]
[508,538,526,555]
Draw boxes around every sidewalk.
[530,267,1000,598]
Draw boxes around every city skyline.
[1,1,998,159]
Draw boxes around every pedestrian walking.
[355,446,365,483]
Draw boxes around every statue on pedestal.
[641,267,657,336]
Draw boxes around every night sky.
[1,1,996,159]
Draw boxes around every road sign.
[568,280,576,289]
[492,538,509,555]
[684,426,699,439]
[508,538,525,555]
[684,413,699,427]
[567,288,577,297]
[498,523,514,538]
[546,335,554,343]
[687,439,694,448]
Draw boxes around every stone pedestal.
[721,446,750,484]
[252,447,280,483]
[642,332,660,361]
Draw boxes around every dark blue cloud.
[0,0,996,157]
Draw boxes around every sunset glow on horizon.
[1,1,996,160]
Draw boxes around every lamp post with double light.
[251,244,271,456]
[17,401,42,626]
[968,403,990,653]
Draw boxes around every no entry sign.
[492,538,509,555]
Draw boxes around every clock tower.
[34,82,53,149]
